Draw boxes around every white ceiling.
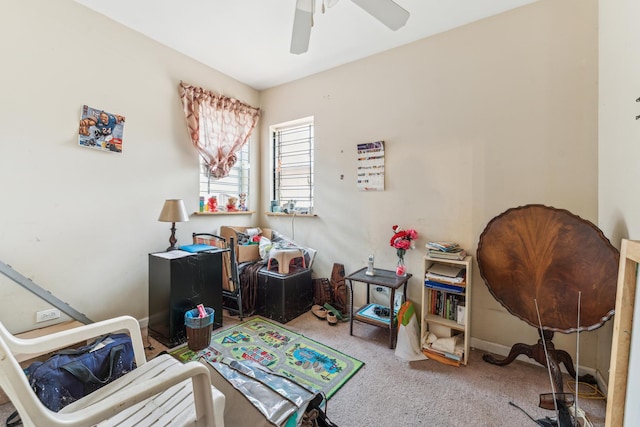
[74,0,539,91]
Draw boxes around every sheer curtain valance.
[179,82,261,178]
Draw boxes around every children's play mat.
[171,317,364,399]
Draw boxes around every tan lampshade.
[158,199,190,223]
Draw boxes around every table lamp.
[158,199,189,251]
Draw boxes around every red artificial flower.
[390,225,419,250]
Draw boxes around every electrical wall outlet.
[36,309,61,323]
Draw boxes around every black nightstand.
[148,249,225,347]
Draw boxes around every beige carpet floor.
[0,311,607,426]
[283,311,606,427]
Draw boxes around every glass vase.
[396,255,407,277]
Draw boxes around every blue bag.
[28,333,136,412]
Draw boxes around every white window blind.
[272,118,314,213]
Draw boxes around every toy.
[238,193,247,211]
[226,196,238,212]
[207,196,217,212]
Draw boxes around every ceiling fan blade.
[290,0,314,54]
[350,0,409,31]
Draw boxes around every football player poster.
[78,105,125,153]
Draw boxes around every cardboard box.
[219,226,272,263]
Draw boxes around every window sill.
[193,211,255,216]
[265,212,317,217]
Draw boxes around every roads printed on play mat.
[171,317,363,398]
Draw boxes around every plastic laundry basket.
[184,307,214,351]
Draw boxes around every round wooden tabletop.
[476,204,619,333]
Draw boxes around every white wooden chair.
[0,315,225,427]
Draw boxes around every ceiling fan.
[290,0,410,54]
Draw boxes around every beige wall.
[0,0,260,332]
[0,0,611,379]
[599,0,640,420]
[260,0,601,368]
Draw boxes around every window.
[199,140,250,210]
[271,117,314,214]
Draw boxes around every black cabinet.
[256,267,313,323]
[148,250,225,347]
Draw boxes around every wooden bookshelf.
[421,255,472,365]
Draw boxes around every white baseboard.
[595,369,608,396]
[138,316,149,329]
[470,337,607,395]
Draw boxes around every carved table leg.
[555,349,577,378]
[483,330,567,393]
[482,342,536,365]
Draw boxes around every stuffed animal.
[226,196,238,212]
[207,196,217,212]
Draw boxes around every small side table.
[346,267,412,349]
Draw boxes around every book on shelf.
[456,305,466,325]
[425,241,460,252]
[424,272,466,285]
[426,263,465,279]
[424,280,466,294]
[422,345,462,361]
[421,347,461,367]
[426,289,465,320]
[427,248,467,260]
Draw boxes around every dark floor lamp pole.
[158,199,189,251]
